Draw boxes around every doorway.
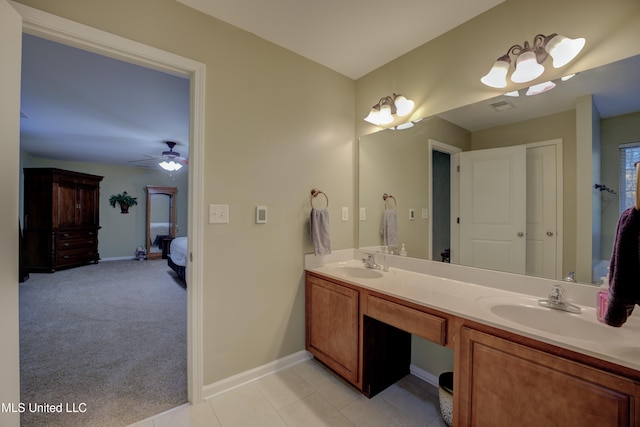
[15,1,205,411]
[428,140,461,262]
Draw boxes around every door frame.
[13,2,206,404]
[428,139,461,262]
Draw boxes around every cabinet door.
[456,327,637,426]
[306,275,359,385]
[56,183,77,227]
[76,185,99,226]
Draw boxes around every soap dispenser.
[596,272,609,323]
[400,243,407,257]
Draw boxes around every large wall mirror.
[146,185,177,260]
[359,54,640,285]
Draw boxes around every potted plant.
[109,191,138,214]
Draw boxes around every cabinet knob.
[517,232,524,237]
[546,231,554,236]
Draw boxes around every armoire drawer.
[57,238,97,251]
[57,229,97,240]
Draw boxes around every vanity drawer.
[366,295,446,345]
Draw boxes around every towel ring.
[635,162,640,210]
[310,188,329,208]
[383,193,396,209]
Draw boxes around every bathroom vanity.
[305,252,640,426]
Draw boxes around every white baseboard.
[409,364,440,388]
[202,351,312,399]
[101,256,137,262]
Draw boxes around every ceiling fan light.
[511,50,545,83]
[525,80,556,96]
[546,34,585,68]
[159,160,183,171]
[393,94,414,117]
[481,59,510,88]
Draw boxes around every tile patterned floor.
[129,359,448,427]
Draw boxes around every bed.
[149,222,171,245]
[168,236,187,283]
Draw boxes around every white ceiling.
[176,0,505,80]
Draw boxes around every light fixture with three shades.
[364,93,415,126]
[481,33,585,89]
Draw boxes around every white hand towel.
[310,208,331,255]
[381,209,398,247]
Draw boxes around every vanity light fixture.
[481,33,585,88]
[364,93,415,125]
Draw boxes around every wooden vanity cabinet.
[305,273,361,387]
[456,326,640,426]
[23,168,103,272]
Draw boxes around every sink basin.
[477,296,621,342]
[326,265,383,279]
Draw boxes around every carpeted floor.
[19,259,187,427]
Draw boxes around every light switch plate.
[341,207,349,221]
[409,208,415,220]
[209,204,229,224]
[359,207,366,221]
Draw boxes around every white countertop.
[305,250,640,374]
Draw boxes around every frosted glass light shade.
[377,104,394,125]
[525,81,556,96]
[511,50,544,83]
[546,35,585,68]
[481,60,510,88]
[159,160,183,171]
[394,95,414,117]
[364,107,381,125]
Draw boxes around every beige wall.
[356,0,640,137]
[12,0,356,389]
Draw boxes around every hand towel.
[310,208,331,256]
[604,207,640,327]
[381,209,398,247]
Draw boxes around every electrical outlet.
[359,207,366,221]
[341,207,349,221]
[422,208,429,219]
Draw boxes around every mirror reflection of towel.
[381,209,398,247]
[310,208,331,255]
[604,207,640,327]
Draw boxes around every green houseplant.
[109,191,138,214]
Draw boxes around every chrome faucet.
[362,252,381,269]
[538,284,582,313]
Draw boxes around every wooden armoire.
[23,168,103,273]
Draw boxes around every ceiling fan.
[129,141,188,171]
